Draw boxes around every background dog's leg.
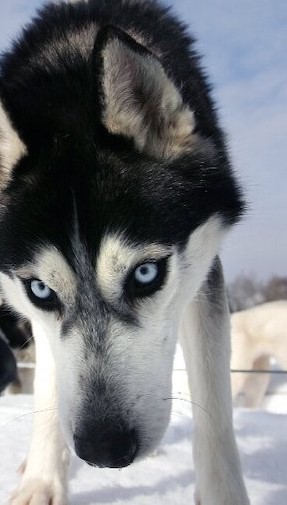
[10,321,69,505]
[230,337,254,406]
[232,354,271,408]
[179,258,249,505]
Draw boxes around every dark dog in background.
[0,305,32,392]
[0,328,17,393]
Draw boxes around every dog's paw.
[9,478,68,505]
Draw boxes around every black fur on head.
[0,0,245,271]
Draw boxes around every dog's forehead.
[0,135,239,275]
[97,234,170,270]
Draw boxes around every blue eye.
[22,278,59,311]
[134,263,159,285]
[30,280,52,300]
[126,258,169,299]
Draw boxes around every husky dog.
[0,0,250,504]
[231,300,287,407]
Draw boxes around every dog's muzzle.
[73,423,138,468]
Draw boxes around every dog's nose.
[73,426,138,468]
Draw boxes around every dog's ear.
[96,26,196,158]
[0,101,27,191]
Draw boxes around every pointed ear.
[97,26,196,159]
[0,101,27,191]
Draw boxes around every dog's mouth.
[85,456,135,469]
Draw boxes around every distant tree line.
[227,275,287,313]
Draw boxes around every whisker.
[17,335,34,352]
[163,396,212,419]
[1,406,57,428]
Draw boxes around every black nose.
[73,425,138,468]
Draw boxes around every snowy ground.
[1,347,287,505]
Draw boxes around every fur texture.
[0,1,249,504]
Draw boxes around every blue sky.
[0,0,286,281]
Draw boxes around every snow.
[1,348,287,504]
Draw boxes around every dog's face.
[0,216,224,464]
[0,24,243,467]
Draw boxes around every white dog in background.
[231,300,287,407]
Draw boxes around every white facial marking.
[16,246,77,305]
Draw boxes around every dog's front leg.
[10,321,69,505]
[179,258,249,505]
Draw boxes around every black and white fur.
[0,1,250,503]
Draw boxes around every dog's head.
[0,22,243,467]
